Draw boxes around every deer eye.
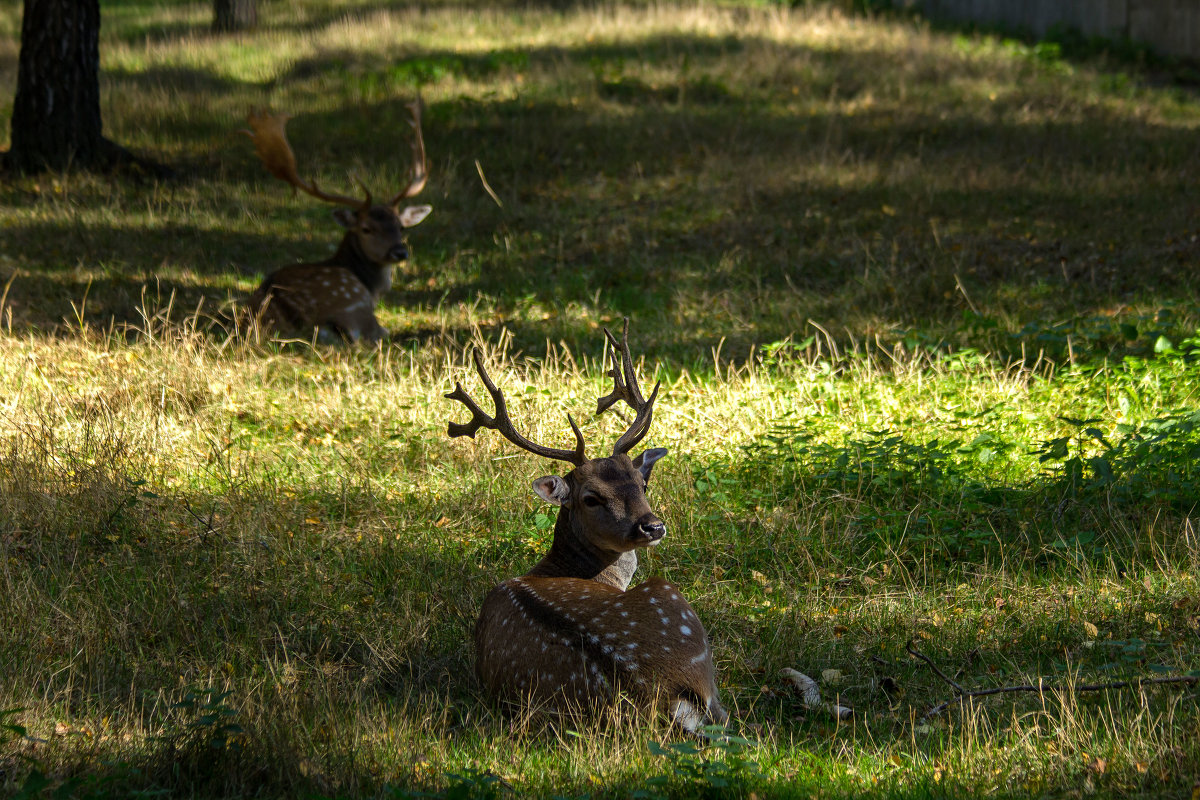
[582,494,604,508]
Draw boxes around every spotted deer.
[242,100,432,343]
[446,321,728,732]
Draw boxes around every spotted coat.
[474,575,724,724]
[247,203,430,343]
[250,263,386,343]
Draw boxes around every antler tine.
[390,97,428,204]
[611,380,660,455]
[243,109,367,209]
[596,318,645,415]
[352,175,373,207]
[446,349,587,466]
[596,318,661,456]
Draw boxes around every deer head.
[447,320,666,586]
[243,99,432,266]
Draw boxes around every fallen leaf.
[821,668,844,685]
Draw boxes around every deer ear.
[631,447,668,482]
[532,475,570,506]
[332,208,357,229]
[398,204,432,228]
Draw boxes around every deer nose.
[386,243,409,262]
[635,517,666,544]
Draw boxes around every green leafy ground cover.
[1,2,1198,797]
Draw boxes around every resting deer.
[242,100,432,343]
[446,321,729,732]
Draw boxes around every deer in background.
[242,100,432,343]
[446,321,728,732]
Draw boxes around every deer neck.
[329,234,392,298]
[525,508,638,590]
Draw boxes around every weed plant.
[1,1,1199,798]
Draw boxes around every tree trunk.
[213,0,257,33]
[7,0,105,172]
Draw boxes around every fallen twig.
[907,642,1200,718]
[475,159,503,208]
[905,641,963,694]
[182,500,220,544]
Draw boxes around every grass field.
[1,1,1199,797]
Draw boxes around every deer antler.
[243,109,367,208]
[389,98,428,205]
[598,318,661,456]
[446,349,587,467]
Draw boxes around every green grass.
[1,1,1199,798]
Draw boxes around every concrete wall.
[909,0,1200,60]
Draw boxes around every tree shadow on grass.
[6,27,1200,363]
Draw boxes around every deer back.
[248,263,386,343]
[475,575,724,726]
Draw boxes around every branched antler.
[446,349,587,466]
[244,98,428,209]
[242,109,367,208]
[597,318,660,456]
[390,98,428,204]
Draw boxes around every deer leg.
[361,316,389,343]
[668,696,707,733]
[315,325,345,345]
[327,299,386,344]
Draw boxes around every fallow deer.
[242,100,432,343]
[446,321,729,732]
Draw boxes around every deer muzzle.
[633,514,666,546]
[386,243,409,263]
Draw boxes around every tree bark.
[213,0,257,33]
[7,0,105,172]
[5,0,168,175]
